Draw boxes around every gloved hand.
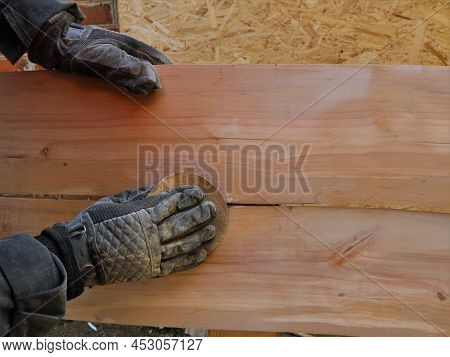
[36,185,217,300]
[28,11,171,95]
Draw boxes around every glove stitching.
[95,213,154,283]
[158,209,216,244]
[113,216,129,282]
[99,218,121,283]
[85,213,108,285]
[136,210,161,277]
[135,211,152,276]
[125,213,152,281]
[107,217,121,282]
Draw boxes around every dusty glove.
[36,185,217,300]
[28,11,171,95]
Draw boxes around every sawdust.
[117,0,449,65]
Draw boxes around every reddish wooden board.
[0,65,448,211]
[0,197,448,336]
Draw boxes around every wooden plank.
[0,197,448,336]
[0,65,448,212]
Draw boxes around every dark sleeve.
[0,233,68,337]
[0,0,84,63]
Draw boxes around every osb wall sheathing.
[117,0,449,66]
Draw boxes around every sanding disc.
[150,172,228,254]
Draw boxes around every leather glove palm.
[28,12,171,95]
[36,185,216,300]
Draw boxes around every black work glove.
[36,185,217,300]
[28,11,171,95]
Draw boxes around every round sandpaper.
[150,172,228,254]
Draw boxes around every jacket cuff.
[37,224,85,301]
[0,233,67,336]
[0,0,84,63]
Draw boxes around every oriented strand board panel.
[0,197,448,336]
[0,65,448,211]
[117,0,449,66]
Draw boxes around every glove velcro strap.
[37,224,84,300]
[28,11,76,70]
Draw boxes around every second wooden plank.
[0,197,448,336]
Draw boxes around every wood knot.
[40,146,49,158]
[333,230,376,266]
[436,291,446,301]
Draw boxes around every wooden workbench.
[0,65,448,336]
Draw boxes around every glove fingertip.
[155,77,163,89]
[203,225,216,242]
[201,201,217,218]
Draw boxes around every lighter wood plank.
[0,197,448,336]
[0,65,448,211]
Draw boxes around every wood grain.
[0,197,448,336]
[0,65,448,211]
